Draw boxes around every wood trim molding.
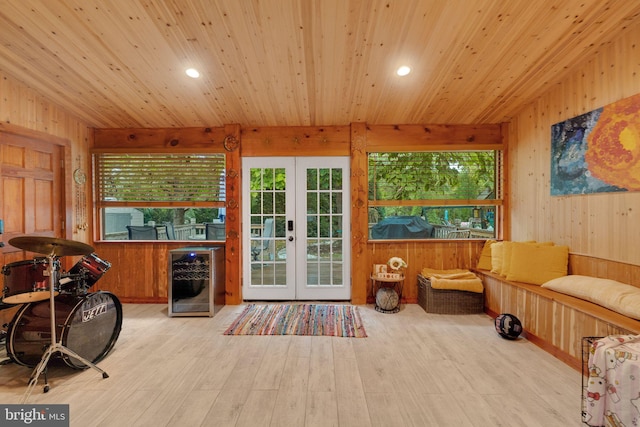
[365,124,503,151]
[350,122,370,304]
[224,123,242,304]
[93,127,226,151]
[0,121,69,146]
[240,125,350,156]
[485,307,581,372]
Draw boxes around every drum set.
[1,236,122,401]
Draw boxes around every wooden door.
[1,130,65,256]
[0,127,66,326]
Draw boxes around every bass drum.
[7,291,122,369]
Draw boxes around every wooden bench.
[473,267,640,371]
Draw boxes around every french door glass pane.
[249,166,287,287]
[305,166,344,287]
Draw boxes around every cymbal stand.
[22,254,109,403]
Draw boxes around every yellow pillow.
[542,275,640,320]
[490,242,504,275]
[476,240,496,270]
[506,243,569,285]
[501,241,513,277]
[502,241,552,278]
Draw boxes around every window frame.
[366,148,504,241]
[92,151,226,242]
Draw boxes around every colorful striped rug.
[223,303,367,337]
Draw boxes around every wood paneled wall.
[0,72,92,326]
[92,126,244,304]
[0,72,92,246]
[508,22,640,266]
[369,240,485,304]
[89,123,500,304]
[569,254,640,288]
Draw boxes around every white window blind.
[95,153,225,203]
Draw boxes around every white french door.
[242,157,351,300]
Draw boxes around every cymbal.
[9,236,94,256]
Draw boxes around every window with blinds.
[95,153,225,203]
[367,150,502,240]
[94,153,226,241]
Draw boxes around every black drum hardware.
[2,236,120,402]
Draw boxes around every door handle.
[287,220,294,242]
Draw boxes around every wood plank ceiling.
[0,0,638,129]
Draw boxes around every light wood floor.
[1,303,583,426]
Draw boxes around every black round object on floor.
[495,313,522,340]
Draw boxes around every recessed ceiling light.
[185,68,200,78]
[396,66,411,76]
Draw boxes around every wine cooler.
[168,246,225,317]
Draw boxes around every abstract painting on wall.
[550,92,640,195]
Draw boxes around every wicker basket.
[417,274,484,314]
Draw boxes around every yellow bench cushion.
[542,275,640,320]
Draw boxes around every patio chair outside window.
[126,225,158,240]
[163,222,176,240]
[205,223,226,240]
[251,218,275,261]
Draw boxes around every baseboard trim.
[485,307,581,372]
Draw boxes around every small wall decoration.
[550,92,640,195]
[223,135,239,151]
[73,155,88,231]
